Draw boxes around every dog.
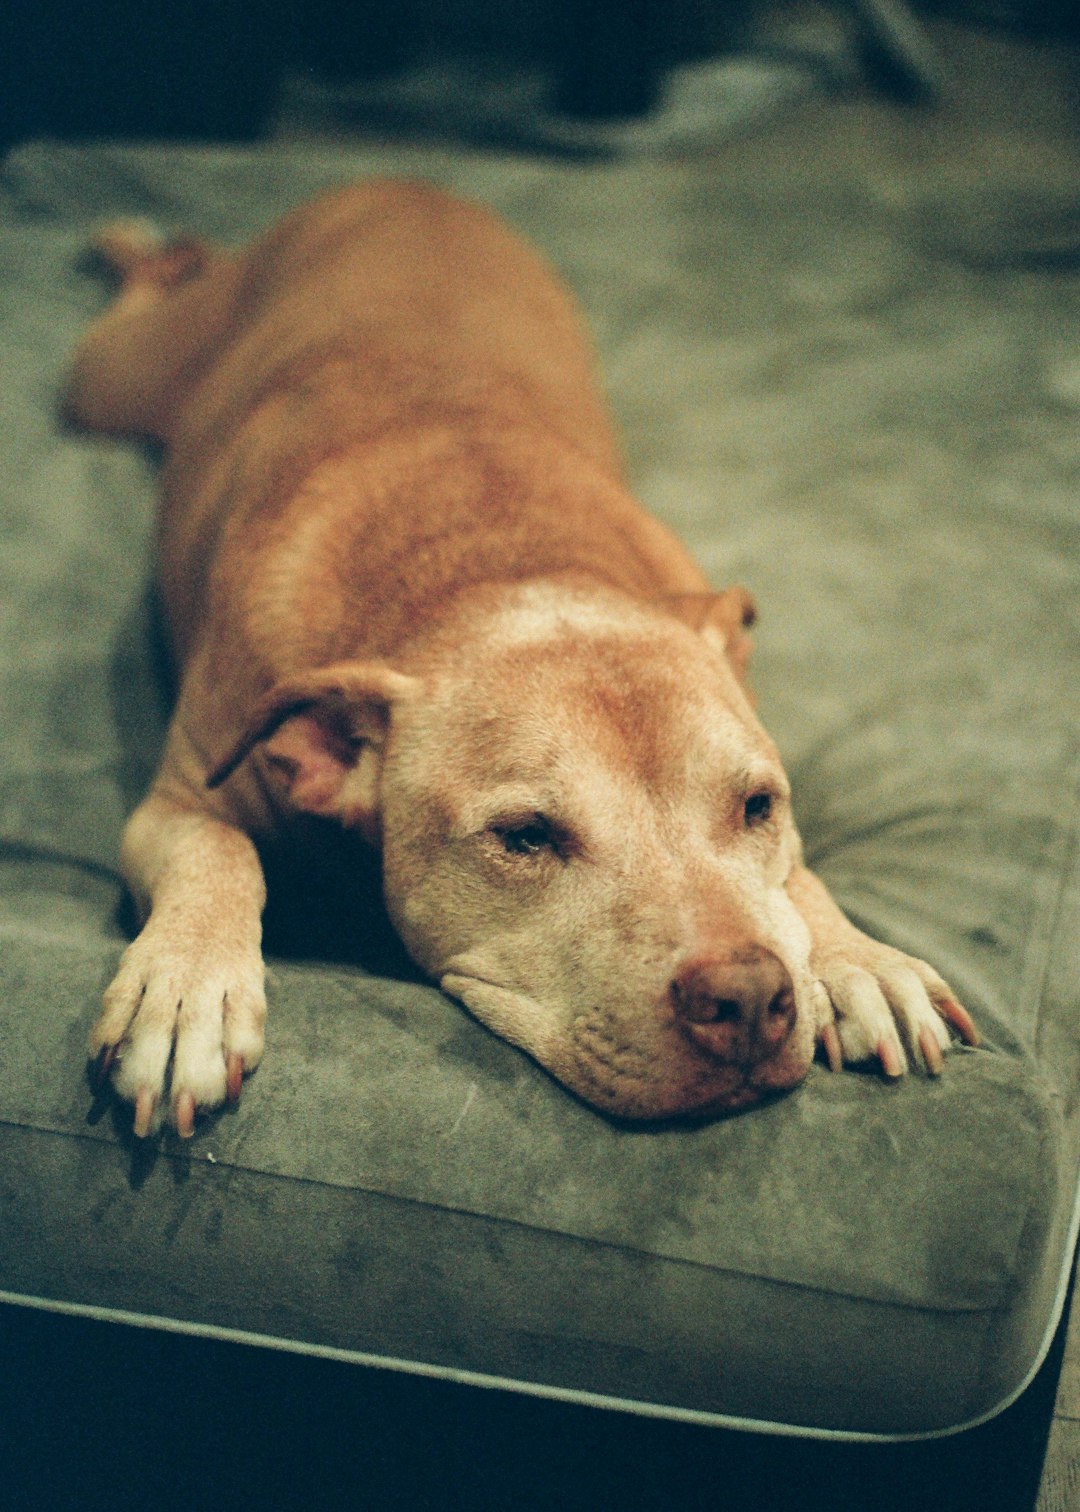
[66,179,977,1138]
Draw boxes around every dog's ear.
[664,587,757,684]
[206,661,418,838]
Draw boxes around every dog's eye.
[743,791,774,828]
[495,818,557,857]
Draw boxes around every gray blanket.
[1,139,1078,1439]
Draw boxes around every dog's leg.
[65,224,237,439]
[786,864,978,1076]
[92,789,268,1137]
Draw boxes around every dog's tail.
[90,219,211,289]
[91,218,164,278]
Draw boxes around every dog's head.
[210,584,819,1118]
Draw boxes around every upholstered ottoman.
[2,140,1077,1446]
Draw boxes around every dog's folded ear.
[206,661,418,837]
[663,586,757,684]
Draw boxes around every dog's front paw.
[90,925,266,1137]
[812,935,977,1080]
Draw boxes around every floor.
[1039,1275,1080,1510]
[0,1282,1075,1511]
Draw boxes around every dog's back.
[71,180,704,677]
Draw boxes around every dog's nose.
[669,950,795,1063]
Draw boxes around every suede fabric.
[1,142,1078,1437]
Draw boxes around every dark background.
[2,0,1077,151]
[1,1293,1070,1512]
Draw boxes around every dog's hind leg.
[64,222,240,441]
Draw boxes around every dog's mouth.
[440,970,812,1120]
[558,1021,812,1120]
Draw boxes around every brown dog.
[67,180,976,1137]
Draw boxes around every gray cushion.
[2,141,1078,1439]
